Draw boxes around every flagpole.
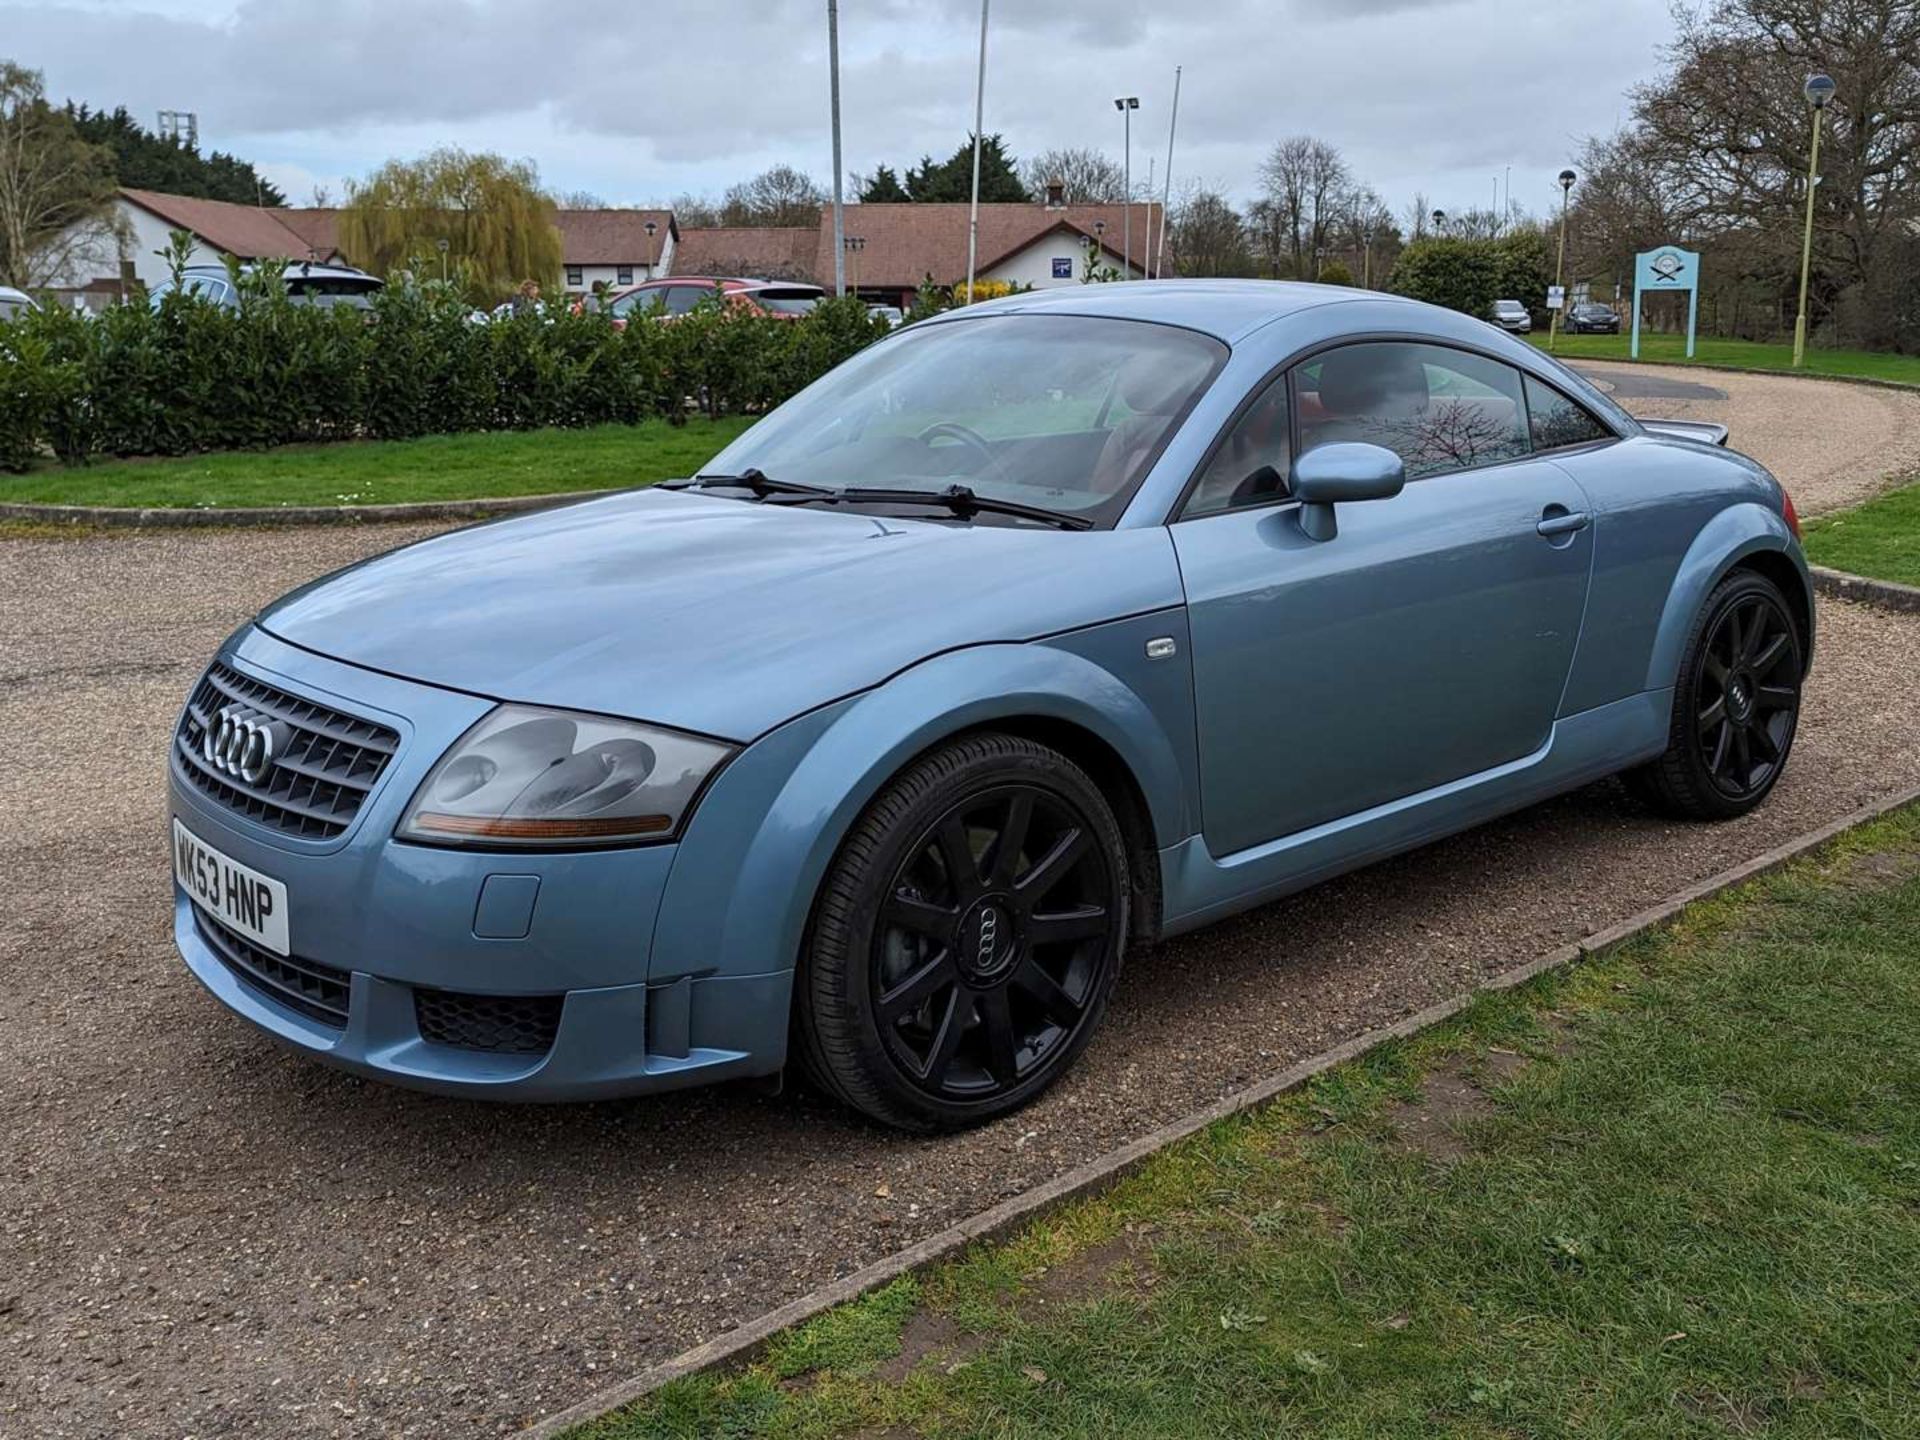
[828,0,846,296]
[964,0,990,303]
[1157,64,1181,277]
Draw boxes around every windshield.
[701,314,1227,524]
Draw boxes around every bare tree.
[670,192,722,228]
[0,62,126,288]
[1624,0,1920,341]
[1021,147,1126,203]
[557,189,609,209]
[1403,190,1433,241]
[1258,135,1350,277]
[1168,185,1254,276]
[719,165,826,227]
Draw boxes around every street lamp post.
[1547,168,1576,354]
[1114,96,1140,278]
[1793,73,1836,368]
[644,219,659,278]
[964,0,990,304]
[1431,208,1446,236]
[435,237,448,284]
[843,235,865,295]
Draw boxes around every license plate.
[173,819,290,956]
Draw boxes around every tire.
[794,733,1130,1132]
[1626,568,1805,821]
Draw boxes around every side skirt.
[1157,689,1672,937]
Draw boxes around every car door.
[1170,341,1595,858]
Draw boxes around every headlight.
[397,705,734,848]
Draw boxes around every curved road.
[5,367,1919,1436]
[1571,360,1920,515]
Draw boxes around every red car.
[608,277,825,325]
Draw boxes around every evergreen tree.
[857,165,909,203]
[903,135,1028,203]
[65,105,286,206]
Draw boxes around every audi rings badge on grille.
[202,706,289,785]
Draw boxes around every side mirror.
[1291,442,1406,541]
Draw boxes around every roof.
[925,278,1412,343]
[553,209,677,264]
[826,202,1166,289]
[671,203,1168,292]
[670,225,820,281]
[277,208,341,258]
[119,188,324,261]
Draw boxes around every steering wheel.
[915,422,1016,488]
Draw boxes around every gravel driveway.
[6,372,1918,1437]
[1571,360,1920,515]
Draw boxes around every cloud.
[4,0,1672,215]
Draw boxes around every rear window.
[752,288,823,315]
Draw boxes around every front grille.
[415,988,564,1055]
[194,909,352,1028]
[175,662,399,839]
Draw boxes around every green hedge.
[0,266,893,473]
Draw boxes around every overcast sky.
[6,0,1673,221]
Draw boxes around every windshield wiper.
[772,483,1092,531]
[661,468,835,499]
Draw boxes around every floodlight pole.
[964,0,990,304]
[1793,73,1835,368]
[1115,97,1139,278]
[828,0,846,297]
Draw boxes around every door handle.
[1536,508,1591,538]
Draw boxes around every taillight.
[1781,487,1802,539]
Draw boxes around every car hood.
[257,488,1184,740]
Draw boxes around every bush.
[0,279,894,474]
[1389,231,1551,322]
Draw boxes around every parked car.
[148,261,384,311]
[0,285,38,321]
[168,281,1811,1131]
[608,276,826,323]
[868,303,906,328]
[1490,298,1532,334]
[1566,301,1623,334]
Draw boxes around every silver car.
[1490,298,1532,334]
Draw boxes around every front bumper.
[168,629,792,1101]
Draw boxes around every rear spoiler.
[1639,418,1729,447]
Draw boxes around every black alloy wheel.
[796,734,1130,1131]
[1628,569,1805,820]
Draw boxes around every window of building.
[565,266,583,287]
[617,266,634,285]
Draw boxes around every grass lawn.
[1533,330,1920,387]
[577,805,1920,1439]
[1804,479,1920,587]
[0,417,754,509]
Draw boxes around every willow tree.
[340,148,563,303]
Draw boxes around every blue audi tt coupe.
[169,281,1811,1130]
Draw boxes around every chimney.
[1044,178,1066,210]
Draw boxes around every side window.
[664,285,707,315]
[1293,342,1530,480]
[1184,374,1291,517]
[1524,375,1612,451]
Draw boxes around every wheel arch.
[655,640,1190,993]
[1644,502,1810,694]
